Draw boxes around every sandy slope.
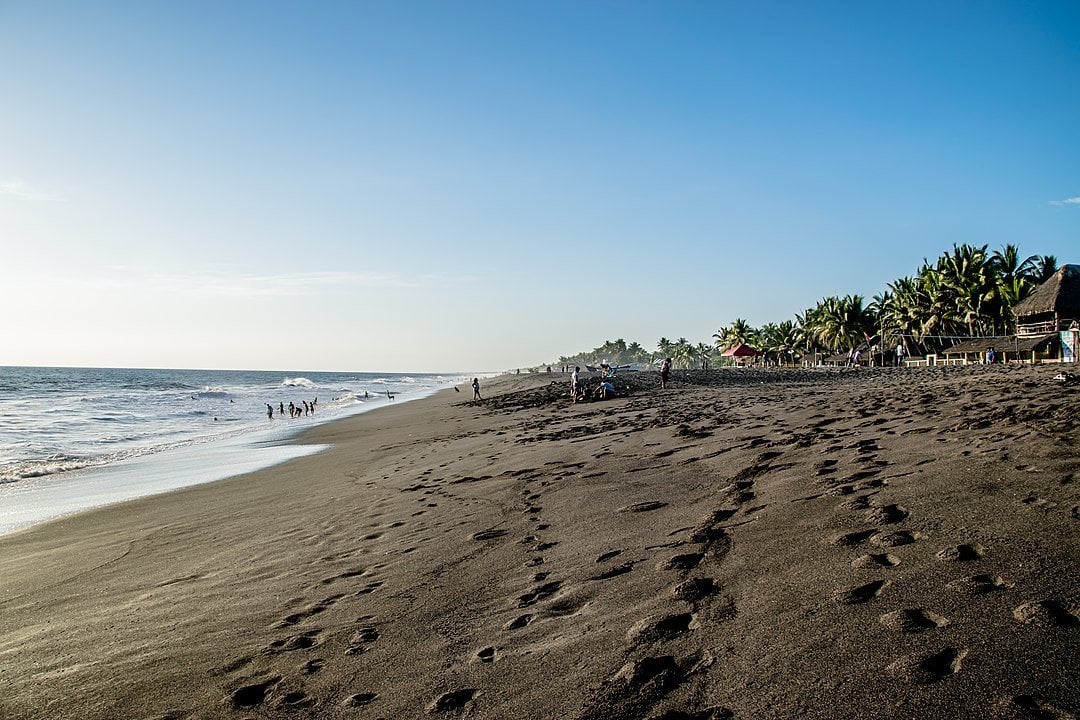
[0,365,1076,720]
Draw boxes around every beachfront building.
[939,264,1079,364]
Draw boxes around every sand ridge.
[0,365,1077,719]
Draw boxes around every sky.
[1,1,1078,372]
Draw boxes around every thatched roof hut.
[1013,264,1080,336]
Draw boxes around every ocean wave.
[120,380,197,391]
[281,377,316,388]
[0,455,96,482]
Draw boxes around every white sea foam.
[0,366,476,535]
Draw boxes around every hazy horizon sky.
[2,1,1078,372]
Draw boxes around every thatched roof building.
[1013,264,1080,336]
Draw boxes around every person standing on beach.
[472,378,482,400]
[895,342,905,367]
[571,366,580,398]
[266,403,273,419]
[660,358,672,389]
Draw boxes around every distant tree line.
[552,244,1060,369]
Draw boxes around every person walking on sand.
[895,342,905,367]
[571,366,580,399]
[266,403,273,420]
[660,358,672,389]
[472,378,482,400]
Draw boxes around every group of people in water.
[266,399,318,419]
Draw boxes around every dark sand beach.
[1,365,1077,719]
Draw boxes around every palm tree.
[1022,255,1058,284]
[933,244,993,335]
[694,342,713,370]
[805,295,875,353]
[713,318,755,351]
[626,341,648,364]
[670,338,691,368]
[656,337,673,363]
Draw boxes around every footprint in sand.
[576,655,694,720]
[301,658,324,674]
[946,574,1012,595]
[274,594,344,628]
[277,690,315,709]
[936,543,987,561]
[428,689,476,713]
[229,676,282,709]
[671,577,717,603]
[355,580,383,596]
[504,613,534,630]
[1012,600,1079,627]
[517,581,562,607]
[590,562,635,581]
[657,552,705,572]
[319,568,366,585]
[861,503,908,525]
[626,612,696,645]
[887,647,968,684]
[265,629,321,653]
[852,553,901,568]
[871,530,917,548]
[344,692,378,707]
[345,626,379,655]
[471,528,509,541]
[833,580,888,605]
[879,608,949,633]
[830,529,877,547]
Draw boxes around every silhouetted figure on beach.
[289,402,296,417]
[279,402,284,415]
[386,390,395,401]
[267,403,273,420]
[660,358,672,389]
[472,378,482,400]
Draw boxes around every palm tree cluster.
[872,245,1058,354]
[550,244,1059,369]
[558,339,652,368]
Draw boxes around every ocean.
[0,366,473,534]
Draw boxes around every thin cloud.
[1049,196,1080,206]
[64,269,452,297]
[0,179,65,202]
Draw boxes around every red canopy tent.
[721,343,763,365]
[721,343,762,357]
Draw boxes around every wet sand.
[1,365,1077,719]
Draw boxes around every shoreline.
[0,382,452,537]
[0,366,1076,719]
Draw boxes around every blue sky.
[2,1,1077,371]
